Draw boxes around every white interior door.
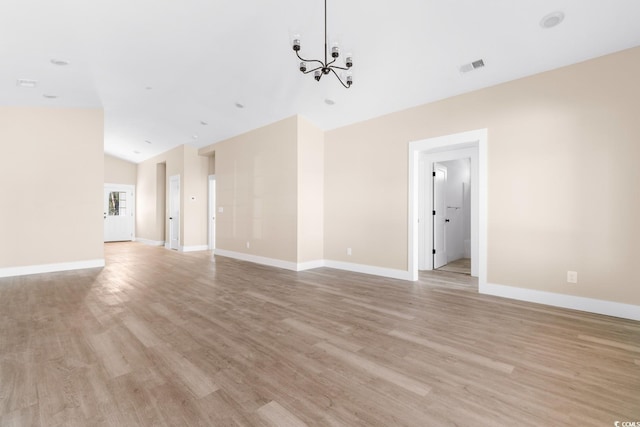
[433,164,448,269]
[169,175,180,250]
[104,185,134,242]
[208,175,216,250]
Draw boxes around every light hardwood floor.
[436,258,471,275]
[1,242,639,426]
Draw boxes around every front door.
[104,185,134,242]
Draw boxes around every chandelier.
[292,0,353,88]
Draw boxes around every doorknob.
[169,217,173,220]
[445,219,450,223]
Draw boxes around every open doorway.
[433,159,471,275]
[408,129,487,286]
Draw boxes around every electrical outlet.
[246,241,250,249]
[347,248,352,256]
[567,271,578,284]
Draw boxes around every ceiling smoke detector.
[540,11,565,29]
[43,94,58,99]
[459,59,485,73]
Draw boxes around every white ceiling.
[2,0,640,163]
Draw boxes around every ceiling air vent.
[16,79,38,88]
[459,59,485,73]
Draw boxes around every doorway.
[104,184,135,242]
[169,175,180,250]
[208,175,216,250]
[408,129,487,285]
[433,159,472,275]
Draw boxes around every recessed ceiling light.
[50,59,70,66]
[16,79,37,88]
[324,98,336,105]
[200,120,208,126]
[234,102,245,109]
[145,86,152,90]
[192,135,199,139]
[133,150,141,154]
[540,11,565,29]
[43,94,58,99]
[145,140,152,144]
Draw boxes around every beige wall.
[136,145,208,247]
[182,145,209,247]
[210,116,299,262]
[0,107,104,268]
[325,47,640,305]
[104,154,136,185]
[297,116,324,263]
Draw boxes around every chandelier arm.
[329,68,351,89]
[295,51,325,68]
[329,65,349,71]
[326,57,337,67]
[302,66,324,75]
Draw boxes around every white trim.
[481,282,640,321]
[0,259,105,278]
[324,260,412,281]
[135,238,165,246]
[181,245,209,252]
[297,260,326,271]
[214,249,299,271]
[214,249,410,279]
[408,129,488,286]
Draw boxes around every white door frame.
[168,174,180,250]
[408,129,487,285]
[104,183,135,242]
[208,175,216,250]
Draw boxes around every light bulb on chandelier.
[292,0,353,88]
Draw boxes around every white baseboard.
[0,259,106,278]
[481,282,640,321]
[135,238,165,247]
[181,245,209,253]
[213,250,411,279]
[324,260,412,281]
[297,259,326,271]
[214,249,299,271]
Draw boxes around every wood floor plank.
[0,241,638,425]
[388,329,515,374]
[256,401,308,427]
[314,341,432,396]
[281,318,363,352]
[87,330,132,379]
